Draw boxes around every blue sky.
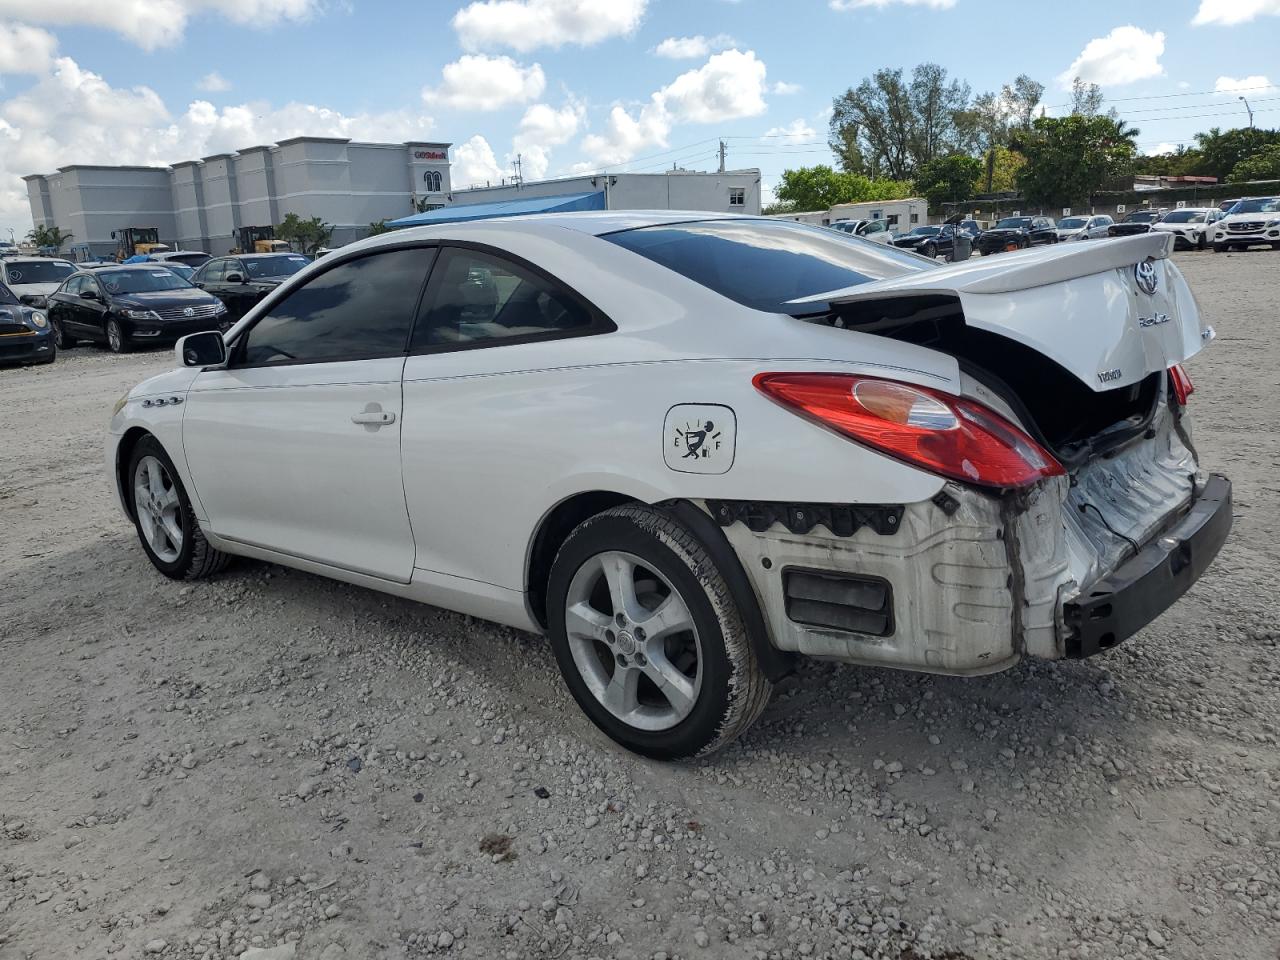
[1,0,1277,238]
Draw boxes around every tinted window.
[200,260,225,283]
[603,219,931,314]
[169,253,210,266]
[0,282,18,305]
[239,248,433,365]
[995,217,1032,229]
[97,269,189,294]
[245,255,309,279]
[1161,210,1207,223]
[61,276,83,296]
[5,261,76,284]
[412,247,595,349]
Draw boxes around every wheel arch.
[115,426,154,520]
[526,491,794,683]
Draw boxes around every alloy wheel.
[108,320,123,353]
[133,455,183,562]
[563,550,703,732]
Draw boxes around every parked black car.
[975,216,1059,255]
[891,223,972,260]
[1107,210,1163,237]
[193,253,310,323]
[0,280,55,365]
[47,265,229,354]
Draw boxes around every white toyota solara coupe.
[108,213,1231,759]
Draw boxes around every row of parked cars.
[0,248,311,365]
[831,195,1280,261]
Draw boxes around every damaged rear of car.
[703,231,1229,675]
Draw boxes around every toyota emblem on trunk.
[1134,261,1159,295]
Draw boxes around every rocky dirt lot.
[1,248,1278,960]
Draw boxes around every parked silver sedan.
[1056,214,1114,241]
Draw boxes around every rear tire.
[547,504,771,759]
[1212,243,1228,254]
[127,435,231,580]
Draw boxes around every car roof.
[381,209,750,244]
[220,252,307,258]
[4,256,73,264]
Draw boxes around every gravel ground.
[1,248,1277,960]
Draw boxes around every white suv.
[1211,197,1280,252]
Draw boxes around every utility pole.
[513,153,523,186]
[1239,96,1254,128]
[718,140,726,173]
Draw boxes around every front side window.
[199,260,226,283]
[239,248,434,366]
[245,255,309,279]
[412,247,595,349]
[603,219,933,315]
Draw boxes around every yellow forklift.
[112,227,169,260]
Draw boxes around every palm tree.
[1107,115,1141,147]
[26,225,73,250]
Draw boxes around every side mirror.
[177,330,227,368]
[19,294,44,307]
[80,289,99,301]
[225,273,245,283]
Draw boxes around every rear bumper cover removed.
[1063,474,1231,658]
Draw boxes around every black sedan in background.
[891,222,972,260]
[47,265,229,354]
[1107,210,1163,237]
[193,252,310,323]
[975,216,1059,254]
[0,280,55,365]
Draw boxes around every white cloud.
[197,71,231,93]
[424,55,545,111]
[0,0,321,50]
[453,0,646,52]
[653,34,735,59]
[1177,81,1191,89]
[772,80,802,95]
[764,118,817,144]
[1057,26,1165,89]
[1145,142,1178,155]
[830,0,956,10]
[454,134,507,187]
[0,23,58,75]
[0,55,433,234]
[1214,74,1273,95]
[580,49,768,166]
[1192,0,1280,25]
[511,100,585,178]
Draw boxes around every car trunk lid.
[790,232,1211,393]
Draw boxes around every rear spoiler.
[791,232,1174,305]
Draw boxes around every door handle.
[351,410,396,425]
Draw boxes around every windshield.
[1125,211,1160,222]
[245,255,309,279]
[603,219,932,314]
[160,263,196,282]
[6,260,75,284]
[1161,210,1208,223]
[994,217,1032,229]
[1059,217,1088,229]
[908,226,940,236]
[97,269,190,294]
[1226,197,1280,214]
[167,252,210,266]
[0,282,18,305]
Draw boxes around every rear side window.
[238,248,434,366]
[411,247,595,350]
[603,219,931,314]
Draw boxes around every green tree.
[1195,127,1280,180]
[772,165,912,212]
[960,75,1044,192]
[1015,114,1138,206]
[915,153,982,209]
[366,220,393,236]
[979,145,1025,193]
[1069,77,1105,117]
[26,224,73,250]
[1228,143,1280,183]
[829,63,972,180]
[274,213,334,256]
[1132,146,1205,177]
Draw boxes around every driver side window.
[237,247,435,366]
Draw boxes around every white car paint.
[0,257,77,303]
[1211,196,1280,250]
[830,219,894,244]
[1151,207,1222,248]
[107,213,1226,743]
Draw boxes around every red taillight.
[1169,364,1194,406]
[753,373,1065,489]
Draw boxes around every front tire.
[1212,243,1228,253]
[127,435,231,580]
[52,319,75,349]
[547,504,771,759]
[107,318,131,354]
[920,243,936,259]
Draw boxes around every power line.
[1043,81,1279,111]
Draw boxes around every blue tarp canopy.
[387,191,605,228]
[122,254,153,263]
